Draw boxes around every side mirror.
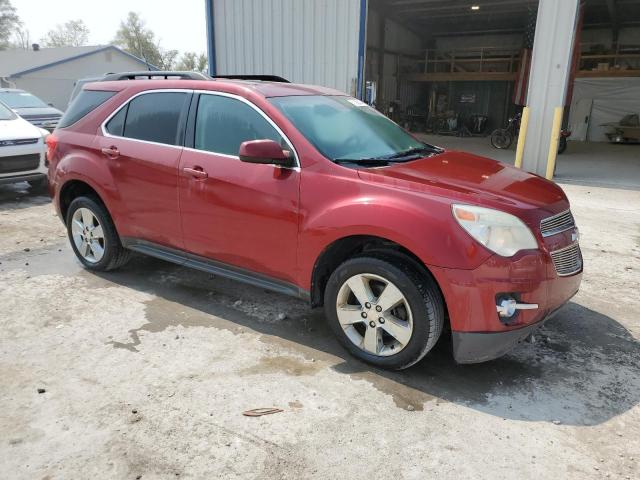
[239,139,294,168]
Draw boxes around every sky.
[13,0,208,54]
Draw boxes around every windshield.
[0,102,16,120]
[0,91,48,109]
[270,95,435,162]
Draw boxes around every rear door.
[97,90,192,248]
[178,92,300,284]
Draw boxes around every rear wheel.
[557,136,568,154]
[491,129,513,149]
[66,196,130,271]
[324,256,444,370]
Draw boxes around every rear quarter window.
[58,90,116,128]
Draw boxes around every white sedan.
[0,100,48,189]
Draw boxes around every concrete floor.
[1,181,639,479]
[416,134,640,190]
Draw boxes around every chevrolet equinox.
[47,72,583,370]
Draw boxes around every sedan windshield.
[269,95,439,162]
[0,101,16,120]
[0,91,48,109]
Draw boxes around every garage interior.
[365,0,640,188]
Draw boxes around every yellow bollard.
[545,106,563,180]
[514,106,530,169]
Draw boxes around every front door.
[97,90,191,248]
[178,93,300,284]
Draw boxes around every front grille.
[0,138,39,147]
[22,115,61,128]
[550,242,583,276]
[540,209,575,237]
[0,153,40,174]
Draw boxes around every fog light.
[496,297,539,318]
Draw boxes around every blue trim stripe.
[356,0,367,99]
[205,0,217,76]
[9,45,154,78]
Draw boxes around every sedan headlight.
[452,204,538,257]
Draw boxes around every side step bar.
[122,238,309,301]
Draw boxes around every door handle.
[183,166,208,179]
[101,146,120,159]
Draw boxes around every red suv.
[48,72,582,370]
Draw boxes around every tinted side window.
[195,95,283,156]
[58,90,116,128]
[123,92,188,145]
[105,106,127,136]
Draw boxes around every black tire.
[323,255,444,370]
[66,196,130,271]
[27,177,48,191]
[490,129,513,149]
[557,136,567,154]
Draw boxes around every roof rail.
[212,75,290,83]
[101,71,211,81]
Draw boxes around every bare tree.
[41,19,89,47]
[12,26,30,49]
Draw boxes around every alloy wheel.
[335,273,413,356]
[71,207,105,263]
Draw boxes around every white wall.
[12,49,147,109]
[569,77,640,142]
[213,0,362,95]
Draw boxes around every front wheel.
[491,129,513,149]
[27,177,48,191]
[324,256,444,370]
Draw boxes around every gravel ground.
[0,181,638,480]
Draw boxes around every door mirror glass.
[239,139,294,167]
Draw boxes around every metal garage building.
[205,0,640,178]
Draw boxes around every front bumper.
[451,302,570,363]
[430,246,582,363]
[0,172,46,185]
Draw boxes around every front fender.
[297,176,492,289]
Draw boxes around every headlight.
[452,204,538,257]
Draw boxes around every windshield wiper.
[383,145,443,160]
[334,158,391,165]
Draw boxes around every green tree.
[42,19,89,47]
[113,12,176,69]
[176,51,208,73]
[0,0,20,50]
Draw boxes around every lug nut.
[375,305,382,312]
[361,312,368,318]
[378,317,385,324]
[364,302,371,309]
[369,321,376,328]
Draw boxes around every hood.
[13,106,63,118]
[0,116,43,140]
[356,150,568,215]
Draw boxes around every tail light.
[45,134,58,162]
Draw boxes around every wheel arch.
[309,234,449,323]
[59,178,109,222]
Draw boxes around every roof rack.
[212,75,290,83]
[101,71,211,81]
[98,71,290,83]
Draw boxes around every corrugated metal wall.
[212,0,362,95]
